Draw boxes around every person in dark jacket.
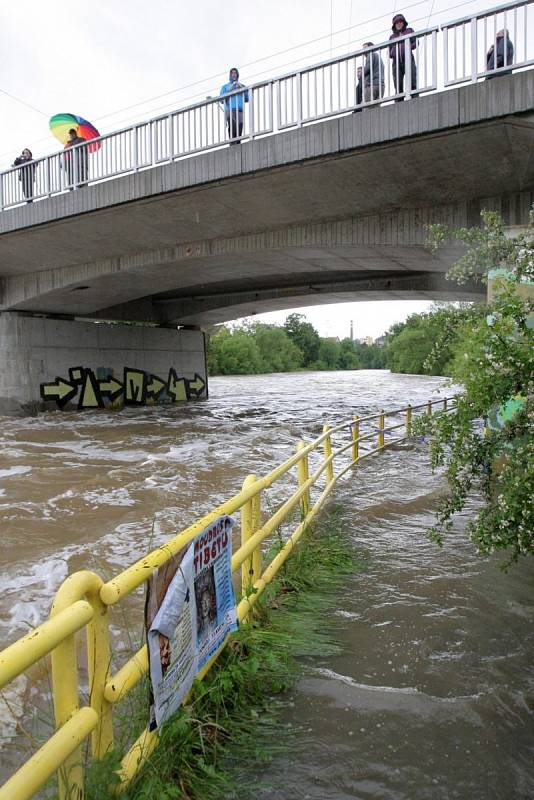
[355,42,385,110]
[486,29,514,77]
[13,148,36,202]
[219,67,249,142]
[64,128,88,187]
[388,13,417,100]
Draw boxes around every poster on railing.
[146,514,238,729]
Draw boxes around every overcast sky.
[1,0,495,338]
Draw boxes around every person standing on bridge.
[388,13,417,101]
[63,128,89,188]
[220,67,249,143]
[12,148,37,203]
[355,42,385,110]
[486,29,514,77]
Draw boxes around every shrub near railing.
[0,398,454,800]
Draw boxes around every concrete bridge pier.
[0,312,207,415]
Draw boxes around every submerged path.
[1,371,532,797]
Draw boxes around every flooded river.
[1,370,533,798]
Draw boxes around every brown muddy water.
[0,370,533,798]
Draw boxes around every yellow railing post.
[322,425,334,484]
[351,415,359,464]
[296,441,310,517]
[251,482,262,587]
[51,571,113,799]
[240,475,261,620]
[427,399,433,416]
[378,410,385,449]
[406,404,412,437]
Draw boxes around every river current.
[0,370,532,798]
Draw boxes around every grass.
[80,503,361,800]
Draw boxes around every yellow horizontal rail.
[0,707,98,800]
[0,600,93,690]
[0,395,456,800]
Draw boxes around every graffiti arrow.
[98,376,123,402]
[187,373,206,397]
[40,378,77,408]
[146,375,166,400]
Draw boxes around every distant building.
[358,336,374,346]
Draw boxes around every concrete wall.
[0,313,207,415]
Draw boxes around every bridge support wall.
[0,314,207,415]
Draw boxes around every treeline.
[207,313,384,375]
[207,304,480,376]
[381,303,482,376]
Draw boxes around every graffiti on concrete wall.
[40,366,206,410]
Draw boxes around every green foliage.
[418,210,534,566]
[86,510,360,799]
[206,316,385,375]
[250,323,303,372]
[382,304,475,376]
[207,327,263,375]
[427,208,534,284]
[283,313,321,366]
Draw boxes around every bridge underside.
[89,267,483,326]
[0,73,533,325]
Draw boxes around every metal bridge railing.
[0,396,454,800]
[1,0,533,211]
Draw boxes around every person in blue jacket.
[220,67,249,142]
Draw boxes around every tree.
[312,338,341,370]
[251,323,303,372]
[419,209,534,566]
[382,305,477,376]
[207,327,263,375]
[283,313,321,366]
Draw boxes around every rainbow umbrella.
[49,113,101,152]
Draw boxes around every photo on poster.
[195,565,217,646]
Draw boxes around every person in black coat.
[64,128,89,187]
[13,148,36,202]
[388,13,417,100]
[486,29,514,77]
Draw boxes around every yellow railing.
[0,397,452,800]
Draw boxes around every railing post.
[240,475,261,620]
[167,113,174,160]
[297,441,310,518]
[87,595,113,760]
[378,410,385,449]
[351,415,359,464]
[406,404,413,437]
[470,16,478,81]
[322,425,334,484]
[443,397,448,411]
[248,86,255,139]
[133,126,139,171]
[431,29,438,88]
[51,571,113,799]
[296,71,303,127]
[45,156,51,198]
[51,629,82,799]
[427,400,433,416]
[0,173,4,212]
[405,37,412,99]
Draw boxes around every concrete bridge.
[2,72,534,326]
[1,2,533,412]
